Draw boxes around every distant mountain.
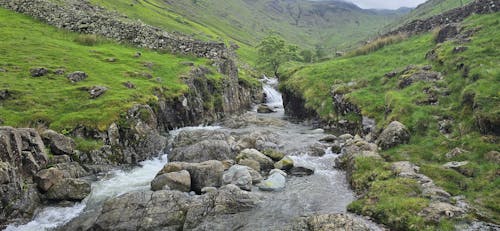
[91,0,407,53]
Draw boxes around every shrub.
[350,33,408,56]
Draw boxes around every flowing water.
[5,78,356,230]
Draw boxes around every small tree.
[257,35,299,76]
[300,49,315,63]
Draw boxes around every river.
[6,77,356,231]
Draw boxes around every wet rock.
[331,142,342,154]
[445,147,469,159]
[34,167,64,191]
[41,129,76,156]
[236,149,274,171]
[319,134,337,143]
[222,165,253,191]
[275,156,294,170]
[45,178,91,201]
[67,71,88,83]
[376,121,410,150]
[258,169,286,191]
[93,190,191,231]
[238,158,261,172]
[257,104,276,113]
[262,149,285,161]
[151,170,191,192]
[170,140,232,163]
[88,86,107,98]
[308,142,327,156]
[183,184,260,229]
[30,67,49,77]
[158,160,225,194]
[289,166,314,177]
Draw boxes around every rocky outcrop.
[45,178,91,201]
[0,127,48,227]
[281,87,318,120]
[41,130,76,156]
[386,0,499,36]
[79,184,260,231]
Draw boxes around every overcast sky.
[347,0,427,9]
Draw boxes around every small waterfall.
[5,126,221,231]
[261,76,283,113]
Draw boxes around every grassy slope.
[89,0,402,60]
[0,8,213,132]
[280,13,499,228]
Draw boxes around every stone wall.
[0,0,228,59]
[386,0,499,36]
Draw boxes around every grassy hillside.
[387,0,475,29]
[0,8,214,131]
[280,12,499,228]
[88,0,404,62]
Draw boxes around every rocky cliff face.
[386,0,499,36]
[0,127,48,227]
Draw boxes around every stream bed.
[6,78,357,231]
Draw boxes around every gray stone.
[238,158,261,172]
[319,135,337,143]
[170,140,232,162]
[484,150,500,164]
[376,121,410,150]
[445,147,469,159]
[308,142,327,156]
[274,156,294,170]
[258,170,286,191]
[419,202,466,223]
[222,165,253,191]
[45,178,91,201]
[30,67,49,77]
[41,129,76,155]
[201,187,217,194]
[151,170,191,192]
[237,149,274,171]
[34,167,64,191]
[284,213,381,231]
[88,86,107,98]
[67,71,88,83]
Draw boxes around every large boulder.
[236,149,274,172]
[222,165,253,191]
[376,121,410,150]
[41,129,76,156]
[151,170,191,192]
[157,160,225,194]
[34,167,64,192]
[170,140,233,162]
[45,178,91,201]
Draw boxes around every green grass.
[88,0,403,62]
[280,12,500,227]
[0,8,213,132]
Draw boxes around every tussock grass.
[349,33,408,56]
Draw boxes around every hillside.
[89,0,405,60]
[279,9,499,228]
